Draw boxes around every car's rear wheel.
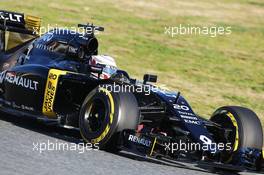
[79,84,139,151]
[210,106,263,167]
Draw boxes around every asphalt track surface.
[0,113,263,175]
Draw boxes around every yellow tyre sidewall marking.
[90,87,114,144]
[226,112,239,152]
[42,69,68,118]
[223,112,239,163]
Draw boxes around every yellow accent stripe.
[25,15,41,35]
[262,148,264,159]
[42,69,68,118]
[91,87,114,143]
[226,112,239,151]
[150,137,157,156]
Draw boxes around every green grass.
[0,0,263,129]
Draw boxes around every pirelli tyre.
[79,84,140,150]
[210,106,263,165]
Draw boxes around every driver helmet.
[89,55,117,79]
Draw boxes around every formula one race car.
[0,10,263,172]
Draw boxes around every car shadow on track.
[116,151,242,175]
[0,113,82,144]
[0,113,255,175]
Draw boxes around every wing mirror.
[143,74,157,84]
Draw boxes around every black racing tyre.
[79,84,139,150]
[210,106,263,164]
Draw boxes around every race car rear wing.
[0,10,41,35]
[0,10,41,51]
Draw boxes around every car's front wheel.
[79,84,140,151]
[210,106,263,169]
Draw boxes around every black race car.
[0,10,263,172]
